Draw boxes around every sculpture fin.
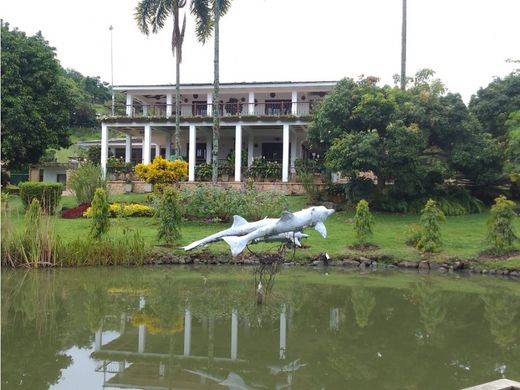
[223,236,249,257]
[314,222,327,238]
[183,240,203,251]
[231,215,248,228]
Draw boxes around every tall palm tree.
[135,0,187,158]
[191,0,232,183]
[400,0,407,91]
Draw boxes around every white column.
[291,91,298,115]
[155,144,160,158]
[189,125,196,182]
[206,133,212,164]
[282,124,290,182]
[279,304,287,359]
[142,104,148,117]
[125,134,132,163]
[143,125,151,164]
[120,313,126,335]
[248,91,255,115]
[165,133,172,160]
[234,124,242,182]
[166,94,173,117]
[184,309,192,356]
[247,133,254,167]
[126,94,133,117]
[207,93,213,116]
[231,309,238,360]
[101,123,108,178]
[94,328,102,352]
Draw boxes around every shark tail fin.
[183,240,202,251]
[222,236,248,257]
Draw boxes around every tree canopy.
[1,22,75,168]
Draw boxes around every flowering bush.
[134,156,188,185]
[131,310,184,335]
[61,203,91,219]
[83,203,153,218]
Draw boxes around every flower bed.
[62,203,91,219]
[83,203,153,218]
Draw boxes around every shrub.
[156,187,182,244]
[416,199,446,253]
[61,203,91,219]
[353,199,374,244]
[486,195,518,254]
[19,181,63,214]
[135,156,188,185]
[89,188,110,239]
[195,162,212,181]
[68,162,106,204]
[83,203,153,218]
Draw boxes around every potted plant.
[124,174,133,193]
[266,160,281,182]
[219,161,233,181]
[249,157,267,182]
[196,162,212,181]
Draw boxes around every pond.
[1,267,519,390]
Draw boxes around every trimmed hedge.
[19,182,63,214]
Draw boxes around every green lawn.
[3,193,520,264]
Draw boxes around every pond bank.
[151,250,520,277]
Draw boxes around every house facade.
[101,81,336,182]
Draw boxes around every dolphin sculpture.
[182,217,307,251]
[223,206,335,256]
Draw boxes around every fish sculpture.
[182,217,307,251]
[223,206,334,256]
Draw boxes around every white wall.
[42,167,67,183]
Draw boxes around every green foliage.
[179,184,288,222]
[416,199,446,253]
[353,199,374,244]
[505,111,520,175]
[469,72,520,137]
[68,162,106,204]
[195,162,212,181]
[86,145,102,164]
[156,187,182,244]
[486,195,518,255]
[89,188,110,239]
[19,182,63,214]
[1,22,74,168]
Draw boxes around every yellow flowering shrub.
[134,156,188,185]
[131,311,184,335]
[83,203,153,218]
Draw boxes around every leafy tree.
[89,188,110,239]
[191,0,233,183]
[353,199,374,245]
[469,72,520,137]
[486,195,518,255]
[135,0,187,158]
[1,22,74,168]
[156,187,182,244]
[416,199,445,253]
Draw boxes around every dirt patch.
[348,243,380,251]
[476,249,520,261]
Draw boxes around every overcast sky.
[3,0,519,102]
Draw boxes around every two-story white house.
[100,80,336,183]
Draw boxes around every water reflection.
[2,268,520,390]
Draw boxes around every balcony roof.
[114,80,338,94]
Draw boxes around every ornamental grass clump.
[486,195,518,255]
[156,187,182,244]
[68,162,106,204]
[89,188,110,239]
[416,199,446,253]
[353,199,374,245]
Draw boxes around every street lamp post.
[109,25,115,116]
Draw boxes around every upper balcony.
[105,80,336,122]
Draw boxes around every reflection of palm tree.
[482,290,519,349]
[351,286,376,328]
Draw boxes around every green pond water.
[2,267,519,390]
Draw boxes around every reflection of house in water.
[91,297,305,389]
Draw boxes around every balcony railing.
[112,101,318,119]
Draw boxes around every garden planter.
[124,183,133,193]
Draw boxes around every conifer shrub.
[19,182,63,214]
[156,187,182,244]
[416,199,446,253]
[353,199,374,245]
[89,188,110,239]
[486,195,518,255]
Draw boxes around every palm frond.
[134,0,155,35]
[217,0,233,17]
[190,0,214,43]
[151,1,170,33]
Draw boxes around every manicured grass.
[3,193,520,263]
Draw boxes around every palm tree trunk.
[400,0,407,91]
[211,3,221,183]
[175,55,181,158]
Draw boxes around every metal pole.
[109,25,115,116]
